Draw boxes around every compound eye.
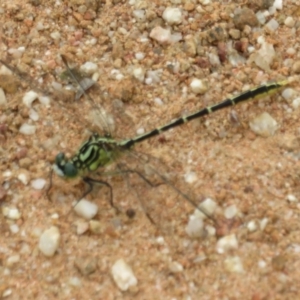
[55,152,65,166]
[64,162,78,178]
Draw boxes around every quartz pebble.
[216,234,238,254]
[185,216,206,238]
[162,7,182,25]
[38,226,61,257]
[31,178,46,190]
[190,79,207,94]
[2,207,21,220]
[150,26,172,44]
[23,91,39,107]
[74,199,98,220]
[249,112,278,137]
[0,88,7,106]
[19,123,36,135]
[224,256,244,273]
[111,259,137,291]
[80,61,98,75]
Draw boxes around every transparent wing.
[60,55,113,136]
[106,146,217,253]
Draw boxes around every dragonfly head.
[53,152,78,178]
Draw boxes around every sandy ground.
[1,0,300,299]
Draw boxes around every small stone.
[249,112,278,137]
[19,123,36,135]
[184,171,197,184]
[284,16,295,28]
[6,255,20,267]
[38,226,61,257]
[247,220,257,232]
[185,217,206,238]
[69,276,82,287]
[260,218,268,231]
[9,224,19,234]
[132,67,145,82]
[18,173,29,185]
[0,88,7,106]
[2,207,21,220]
[111,259,138,291]
[233,8,258,30]
[169,261,184,273]
[224,256,244,273]
[216,234,238,254]
[74,199,98,220]
[195,198,217,218]
[224,204,238,219]
[80,61,98,75]
[23,91,39,107]
[287,194,297,202]
[162,7,182,25]
[89,220,102,234]
[76,221,89,235]
[74,257,97,275]
[292,97,300,109]
[190,79,208,94]
[31,178,46,190]
[291,61,300,74]
[150,26,172,44]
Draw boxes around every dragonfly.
[0,56,288,244]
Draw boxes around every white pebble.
[0,88,7,106]
[185,216,205,238]
[292,97,300,109]
[195,198,217,219]
[287,194,297,202]
[29,108,39,121]
[80,61,98,75]
[2,289,12,298]
[216,234,238,254]
[132,67,145,82]
[273,0,282,9]
[224,256,244,273]
[284,16,295,28]
[74,199,98,220]
[2,207,21,220]
[18,173,29,185]
[31,178,46,190]
[150,26,172,44]
[50,31,61,40]
[23,91,39,107]
[69,277,82,287]
[154,97,163,105]
[19,123,36,135]
[247,220,257,232]
[265,18,279,32]
[76,221,89,235]
[135,52,145,60]
[7,255,20,267]
[38,226,61,257]
[224,204,238,219]
[133,9,146,22]
[190,78,207,94]
[145,69,162,84]
[38,95,51,106]
[282,88,296,101]
[162,7,182,25]
[260,217,268,231]
[168,261,184,273]
[111,259,138,291]
[184,171,197,184]
[10,224,19,234]
[249,112,278,137]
